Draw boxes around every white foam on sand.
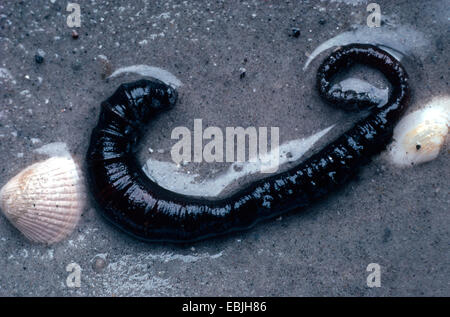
[108,65,183,88]
[142,125,335,197]
[33,142,71,158]
[333,77,389,106]
[303,25,430,71]
[93,250,223,296]
[321,0,368,5]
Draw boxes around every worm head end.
[148,80,178,111]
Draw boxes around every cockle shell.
[389,96,449,167]
[0,156,85,244]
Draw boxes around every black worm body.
[87,44,409,242]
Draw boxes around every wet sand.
[0,0,448,296]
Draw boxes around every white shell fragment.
[0,156,85,244]
[388,96,450,167]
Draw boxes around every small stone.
[291,27,300,38]
[98,55,112,79]
[416,144,421,150]
[92,255,107,273]
[71,30,79,39]
[71,60,82,71]
[34,54,44,64]
[239,67,246,79]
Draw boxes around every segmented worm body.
[87,44,410,242]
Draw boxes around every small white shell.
[0,156,85,244]
[389,96,449,167]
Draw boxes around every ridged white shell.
[0,156,85,244]
[389,96,449,167]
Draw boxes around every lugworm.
[86,44,410,243]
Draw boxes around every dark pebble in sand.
[71,30,79,39]
[34,54,44,64]
[291,28,301,38]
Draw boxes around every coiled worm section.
[86,44,410,242]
